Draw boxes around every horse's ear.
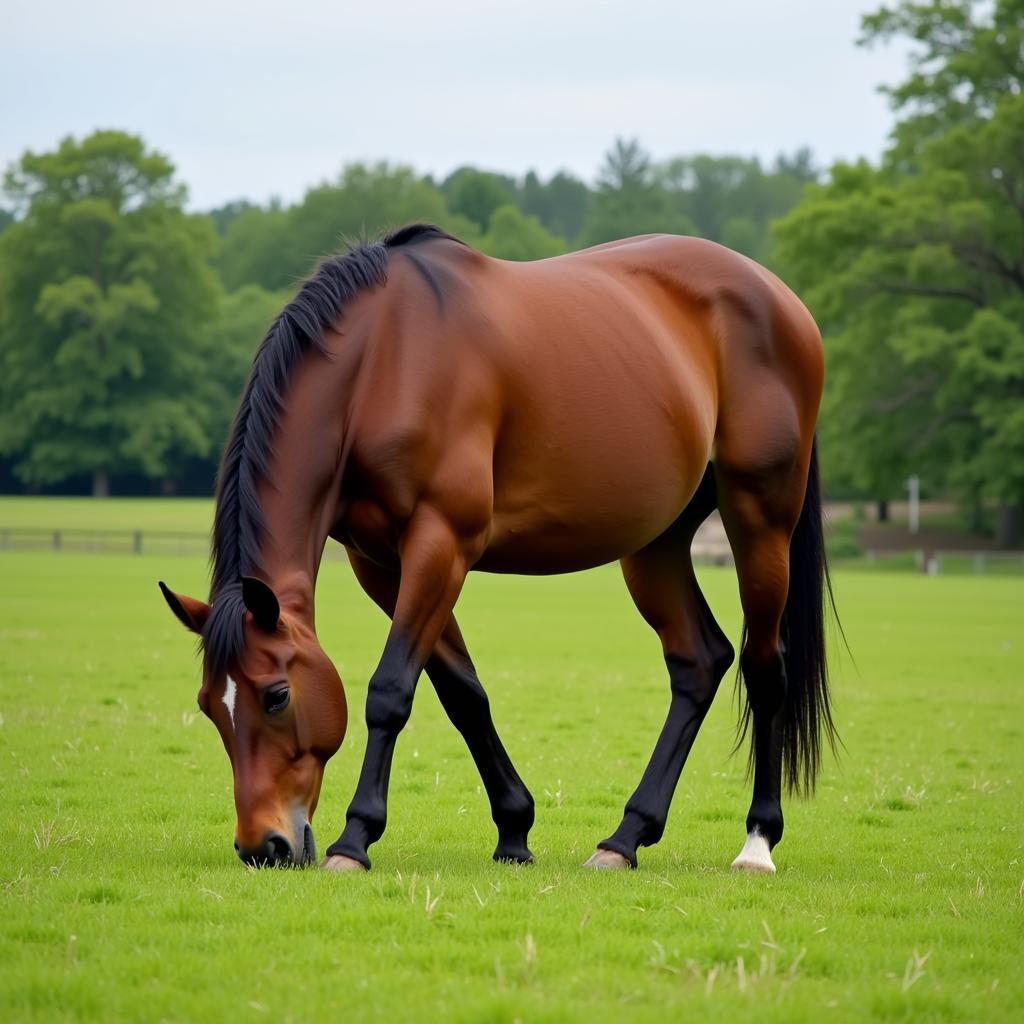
[241,576,280,633]
[159,581,210,635]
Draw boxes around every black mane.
[203,224,461,675]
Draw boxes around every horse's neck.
[254,343,357,607]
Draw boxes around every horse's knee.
[365,671,416,732]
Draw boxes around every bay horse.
[159,224,836,875]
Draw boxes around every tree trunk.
[877,499,890,523]
[161,477,177,496]
[92,469,110,498]
[994,501,1022,549]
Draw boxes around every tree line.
[0,0,1020,543]
[0,136,815,499]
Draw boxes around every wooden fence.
[1,528,1020,574]
[0,528,356,559]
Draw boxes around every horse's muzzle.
[234,823,316,867]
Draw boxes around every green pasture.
[0,501,1021,1022]
[0,497,213,533]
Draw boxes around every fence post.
[53,530,61,551]
[133,530,143,555]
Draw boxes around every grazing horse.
[160,224,836,875]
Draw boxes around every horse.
[159,223,836,875]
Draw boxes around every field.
[1,499,1021,1022]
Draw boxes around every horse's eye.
[263,686,290,716]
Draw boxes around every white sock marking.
[222,675,237,731]
[731,829,776,874]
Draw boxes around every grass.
[0,497,213,533]
[0,500,1021,1022]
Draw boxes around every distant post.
[907,475,920,535]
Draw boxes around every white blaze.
[222,675,237,731]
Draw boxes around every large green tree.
[518,170,591,244]
[582,139,695,245]
[775,0,1024,542]
[0,131,223,495]
[441,167,517,232]
[660,151,818,263]
[480,205,566,261]
[219,163,477,292]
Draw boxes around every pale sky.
[2,0,908,210]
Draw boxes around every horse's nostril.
[235,832,294,867]
[267,833,292,864]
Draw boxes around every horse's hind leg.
[426,621,536,864]
[716,451,810,875]
[586,471,734,870]
[329,549,534,868]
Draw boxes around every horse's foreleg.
[324,508,471,871]
[341,550,535,865]
[587,497,734,870]
[426,624,535,863]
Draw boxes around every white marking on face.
[730,828,776,875]
[223,675,237,732]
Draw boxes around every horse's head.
[159,576,347,866]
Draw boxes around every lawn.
[0,497,213,533]
[0,501,1021,1022]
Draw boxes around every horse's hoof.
[321,854,368,873]
[730,832,776,875]
[583,848,632,871]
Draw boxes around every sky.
[2,0,910,211]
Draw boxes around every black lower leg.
[743,651,786,848]
[598,653,726,867]
[427,651,534,863]
[326,649,417,869]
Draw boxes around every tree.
[208,198,258,236]
[219,163,477,292]
[479,205,566,261]
[218,203,292,291]
[0,131,223,496]
[442,167,516,232]
[660,152,818,263]
[582,139,695,245]
[519,170,591,244]
[860,0,1024,163]
[776,0,1024,542]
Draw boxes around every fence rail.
[1,528,1021,574]
[0,527,356,559]
[861,548,1024,575]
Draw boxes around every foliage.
[860,0,1024,162]
[480,205,566,261]
[661,150,818,263]
[219,163,475,292]
[519,170,591,244]
[441,166,517,231]
[0,131,224,495]
[775,0,1024,538]
[582,138,696,244]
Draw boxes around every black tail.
[737,438,839,795]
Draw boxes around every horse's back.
[344,234,822,573]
